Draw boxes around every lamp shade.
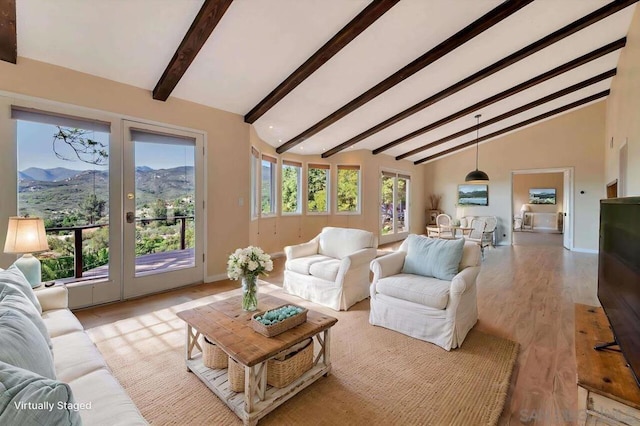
[464,169,489,182]
[4,217,49,254]
[520,204,531,213]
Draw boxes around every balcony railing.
[45,216,194,279]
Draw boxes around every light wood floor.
[513,230,564,247]
[75,242,600,426]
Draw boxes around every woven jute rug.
[86,283,518,425]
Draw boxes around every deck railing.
[45,216,194,279]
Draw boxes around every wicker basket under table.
[202,337,228,369]
[228,339,313,391]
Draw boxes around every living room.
[1,1,639,425]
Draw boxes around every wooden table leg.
[323,328,332,376]
[244,362,267,415]
[185,324,192,371]
[185,324,202,372]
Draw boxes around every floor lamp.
[4,217,50,288]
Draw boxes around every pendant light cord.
[475,114,481,170]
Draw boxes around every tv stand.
[575,304,640,425]
[594,340,621,352]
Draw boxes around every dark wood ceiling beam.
[322,0,637,158]
[276,0,534,154]
[414,90,610,165]
[399,69,615,161]
[153,0,234,101]
[0,0,16,64]
[244,0,400,124]
[384,38,625,158]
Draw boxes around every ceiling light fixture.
[465,114,489,182]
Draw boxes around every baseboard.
[571,248,598,254]
[205,273,228,283]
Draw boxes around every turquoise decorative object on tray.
[251,304,308,337]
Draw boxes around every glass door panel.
[381,174,394,235]
[14,112,112,285]
[380,171,410,244]
[123,121,204,299]
[397,176,408,233]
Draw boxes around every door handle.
[126,212,136,223]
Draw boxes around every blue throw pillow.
[0,361,82,425]
[0,307,56,380]
[0,285,52,350]
[0,265,42,313]
[402,234,465,280]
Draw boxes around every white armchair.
[283,227,378,311]
[369,236,481,350]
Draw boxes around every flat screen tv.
[597,197,640,387]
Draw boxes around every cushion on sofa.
[286,254,333,275]
[51,331,108,383]
[402,235,464,280]
[0,361,82,426]
[318,227,374,259]
[376,274,451,309]
[0,307,56,379]
[68,368,148,426]
[0,285,52,349]
[0,265,42,313]
[42,309,85,339]
[308,258,341,282]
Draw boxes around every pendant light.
[465,114,489,182]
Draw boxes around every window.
[281,160,302,214]
[381,171,410,235]
[307,163,329,213]
[261,154,277,215]
[12,106,111,282]
[337,165,360,213]
[250,147,260,219]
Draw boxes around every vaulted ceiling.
[7,0,638,164]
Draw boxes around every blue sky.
[18,121,194,171]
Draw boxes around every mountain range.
[19,166,157,182]
[18,166,195,218]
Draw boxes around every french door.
[122,121,205,299]
[380,170,410,245]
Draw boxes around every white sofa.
[283,227,378,311]
[369,236,481,350]
[0,265,147,425]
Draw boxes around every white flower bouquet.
[227,246,273,280]
[227,246,273,311]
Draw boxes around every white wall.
[605,4,640,195]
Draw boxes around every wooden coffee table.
[176,294,338,426]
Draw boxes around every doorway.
[511,168,573,249]
[122,121,205,299]
[379,170,410,245]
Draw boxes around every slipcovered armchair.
[283,227,378,311]
[369,235,482,350]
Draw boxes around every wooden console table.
[177,295,337,426]
[575,304,640,425]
